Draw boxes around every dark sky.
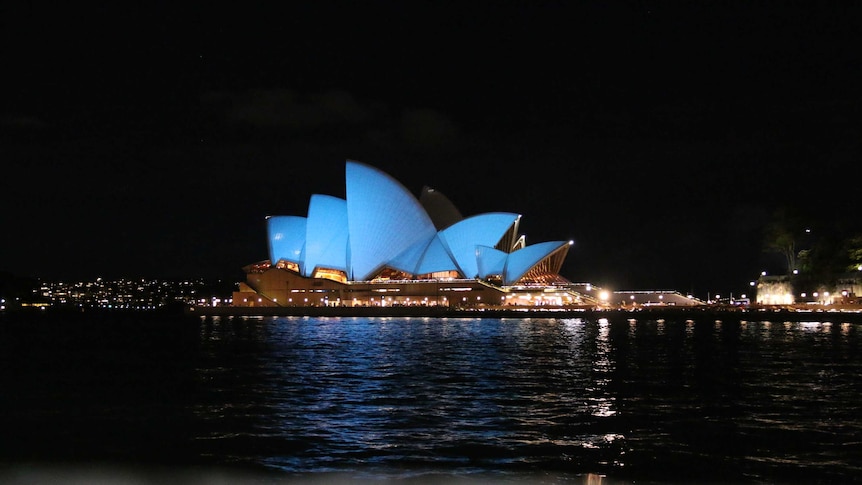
[2,2,860,297]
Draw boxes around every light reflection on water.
[188,316,862,482]
[190,316,636,477]
[1,315,860,483]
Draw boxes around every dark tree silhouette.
[763,207,808,275]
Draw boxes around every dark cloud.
[0,115,49,129]
[198,88,464,159]
[204,88,378,129]
[400,108,458,150]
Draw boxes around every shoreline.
[5,305,861,324]
[187,305,862,323]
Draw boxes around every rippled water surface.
[2,315,860,483]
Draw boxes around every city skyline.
[3,3,860,298]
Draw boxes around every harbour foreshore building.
[233,160,603,309]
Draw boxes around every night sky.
[3,2,860,298]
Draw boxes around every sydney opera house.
[233,161,603,309]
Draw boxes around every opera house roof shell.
[265,161,571,286]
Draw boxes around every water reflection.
[193,317,635,476]
[8,314,856,482]
[590,318,616,418]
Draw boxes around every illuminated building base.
[232,264,601,309]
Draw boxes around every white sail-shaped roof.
[419,186,463,230]
[303,194,349,277]
[387,235,435,275]
[267,215,307,272]
[438,213,519,279]
[475,245,508,279]
[261,161,572,285]
[503,240,570,285]
[414,234,460,275]
[345,160,437,281]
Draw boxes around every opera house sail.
[233,160,589,309]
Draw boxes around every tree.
[844,234,862,272]
[763,207,807,275]
[796,226,862,286]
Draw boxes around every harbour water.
[1,314,860,483]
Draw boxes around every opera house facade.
[233,161,600,309]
